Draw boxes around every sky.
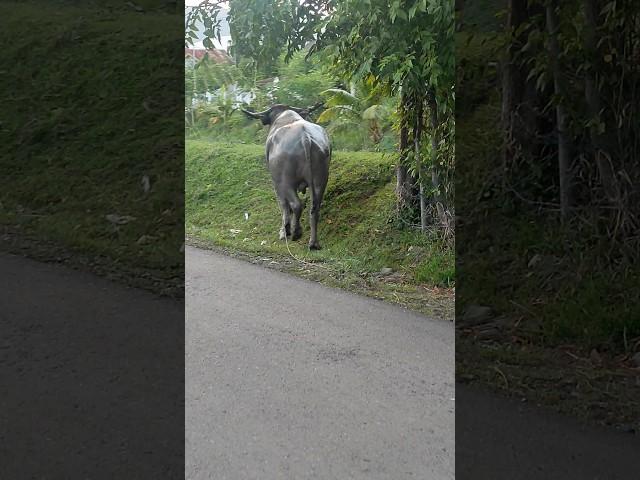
[185,0,230,6]
[185,1,231,50]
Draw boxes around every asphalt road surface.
[3,248,637,479]
[456,384,640,479]
[186,246,455,479]
[187,246,640,480]
[1,252,184,479]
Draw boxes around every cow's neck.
[269,110,303,133]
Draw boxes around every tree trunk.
[501,0,528,178]
[427,91,448,229]
[501,0,551,198]
[584,0,617,202]
[414,100,428,232]
[455,0,464,32]
[546,1,572,222]
[396,92,418,211]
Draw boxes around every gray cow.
[241,103,331,250]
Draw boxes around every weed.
[186,140,454,317]
[0,2,183,279]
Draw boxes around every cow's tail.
[302,131,317,212]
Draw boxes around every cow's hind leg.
[285,189,303,241]
[308,190,323,250]
[277,196,291,240]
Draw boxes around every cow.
[241,103,331,250]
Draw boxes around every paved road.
[186,246,455,479]
[0,252,184,478]
[4,248,637,479]
[187,246,640,480]
[456,384,640,479]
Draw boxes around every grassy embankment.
[186,140,454,319]
[456,2,640,428]
[457,10,640,353]
[0,1,183,295]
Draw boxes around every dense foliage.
[501,0,640,255]
[457,0,640,349]
[315,0,456,231]
[186,0,455,234]
[185,51,397,150]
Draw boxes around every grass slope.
[186,140,454,318]
[457,31,640,350]
[456,14,640,428]
[0,2,183,292]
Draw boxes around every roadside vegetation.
[186,141,453,318]
[0,1,184,295]
[185,1,456,318]
[456,0,640,429]
[186,51,399,152]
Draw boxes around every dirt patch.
[316,346,360,363]
[186,234,454,320]
[1,225,183,299]
[457,314,640,433]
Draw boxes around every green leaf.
[321,88,360,107]
[409,3,419,20]
[362,104,386,120]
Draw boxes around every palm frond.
[317,105,358,123]
[362,104,388,120]
[320,88,360,109]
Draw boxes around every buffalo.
[241,103,331,250]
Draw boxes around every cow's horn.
[290,102,324,115]
[241,107,271,119]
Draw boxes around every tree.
[190,0,456,232]
[313,0,456,231]
[545,0,572,222]
[317,83,391,144]
[185,0,224,50]
[500,0,640,253]
[227,0,326,75]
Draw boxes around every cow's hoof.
[279,230,287,240]
[308,242,322,250]
[292,229,302,241]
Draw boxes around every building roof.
[185,48,231,64]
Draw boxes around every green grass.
[455,0,640,431]
[455,27,640,349]
[415,250,455,286]
[0,2,183,282]
[457,95,640,348]
[186,140,454,313]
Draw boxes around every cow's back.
[266,114,330,184]
[268,116,329,154]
